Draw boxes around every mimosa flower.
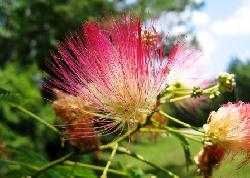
[166,43,212,109]
[53,90,100,150]
[204,102,250,164]
[48,16,169,139]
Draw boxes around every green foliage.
[122,0,203,18]
[0,0,117,66]
[0,87,19,103]
[228,58,250,102]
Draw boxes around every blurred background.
[0,0,250,177]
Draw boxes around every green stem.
[116,146,179,178]
[10,104,63,136]
[101,143,118,178]
[34,152,74,177]
[166,127,203,143]
[158,110,204,133]
[0,159,39,171]
[150,119,204,143]
[64,161,127,176]
[202,84,219,94]
[169,95,191,102]
[139,127,166,133]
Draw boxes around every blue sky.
[192,0,250,74]
[126,0,250,75]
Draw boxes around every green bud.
[217,73,236,92]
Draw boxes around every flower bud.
[53,90,100,151]
[217,73,236,92]
[194,145,225,177]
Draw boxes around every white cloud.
[211,0,250,36]
[171,25,187,35]
[192,11,209,26]
[196,31,217,54]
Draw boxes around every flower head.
[204,102,250,163]
[53,90,100,150]
[48,16,169,139]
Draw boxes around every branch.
[116,146,179,178]
[158,110,204,133]
[34,151,74,177]
[64,161,127,176]
[101,143,118,178]
[10,104,63,136]
[0,159,39,171]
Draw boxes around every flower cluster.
[48,16,212,145]
[205,102,250,154]
[45,15,250,177]
[195,102,250,176]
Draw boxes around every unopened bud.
[191,87,203,98]
[195,145,225,177]
[218,73,236,92]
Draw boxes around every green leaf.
[171,133,193,170]
[0,87,19,103]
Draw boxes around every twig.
[0,159,39,171]
[101,143,118,178]
[158,110,204,133]
[166,127,203,143]
[34,151,74,177]
[116,146,179,178]
[169,95,191,102]
[64,161,127,176]
[10,103,63,136]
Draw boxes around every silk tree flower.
[204,102,250,164]
[48,16,171,140]
[48,16,207,141]
[53,90,100,150]
[165,43,212,109]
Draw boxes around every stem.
[0,159,39,171]
[10,104,63,136]
[169,95,191,102]
[139,127,166,133]
[202,84,219,94]
[166,127,203,143]
[116,146,179,178]
[101,143,118,178]
[158,110,204,133]
[150,119,204,143]
[34,152,74,177]
[64,161,127,176]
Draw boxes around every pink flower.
[53,90,100,150]
[166,43,212,109]
[48,17,169,139]
[204,102,250,164]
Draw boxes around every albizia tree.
[3,16,249,178]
